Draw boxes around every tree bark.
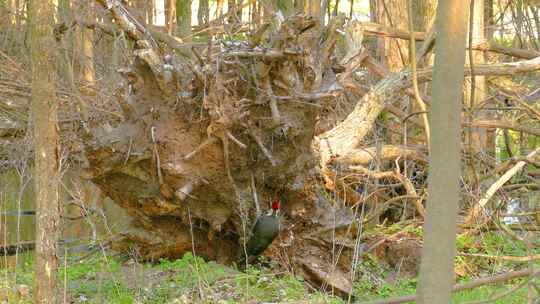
[165,0,176,35]
[57,0,74,85]
[417,0,469,303]
[29,0,61,303]
[198,0,209,26]
[373,0,408,71]
[465,0,490,192]
[176,0,191,40]
[80,1,96,91]
[278,0,295,17]
[307,0,321,18]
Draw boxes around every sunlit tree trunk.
[57,0,74,85]
[147,0,155,24]
[373,0,408,71]
[307,0,321,18]
[176,0,191,40]
[251,0,260,27]
[165,0,176,34]
[372,0,435,70]
[261,0,274,21]
[227,0,241,29]
[198,0,209,26]
[29,0,61,302]
[465,0,489,190]
[295,0,304,14]
[485,0,493,39]
[0,1,7,26]
[417,0,468,303]
[80,1,96,92]
[412,0,437,30]
[216,0,224,18]
[467,0,487,151]
[14,0,21,26]
[513,0,524,47]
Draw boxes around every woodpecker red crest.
[271,197,280,211]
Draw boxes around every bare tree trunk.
[80,1,96,91]
[295,0,305,14]
[374,0,408,71]
[485,0,494,39]
[216,0,224,18]
[251,0,260,27]
[412,0,437,31]
[307,0,321,18]
[261,0,274,21]
[29,0,61,303]
[278,0,294,17]
[165,0,176,34]
[464,0,489,193]
[513,0,525,47]
[373,0,436,69]
[147,0,155,24]
[417,0,469,302]
[57,0,74,85]
[14,0,21,26]
[176,0,191,40]
[227,0,241,29]
[198,0,209,26]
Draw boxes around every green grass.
[1,252,343,303]
[2,228,538,303]
[354,275,531,303]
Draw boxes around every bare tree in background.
[80,1,96,93]
[417,0,469,303]
[176,0,192,40]
[29,0,61,303]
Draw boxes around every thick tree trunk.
[374,0,408,71]
[29,0,61,303]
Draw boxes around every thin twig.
[183,137,219,160]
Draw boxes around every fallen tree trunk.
[79,0,359,293]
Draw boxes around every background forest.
[0,0,539,303]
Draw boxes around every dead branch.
[355,21,540,59]
[459,252,540,262]
[361,268,540,304]
[94,0,157,48]
[467,120,540,137]
[335,145,427,166]
[317,55,540,168]
[353,21,425,41]
[464,148,540,225]
[392,171,426,218]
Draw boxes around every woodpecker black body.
[245,210,280,257]
[238,197,281,266]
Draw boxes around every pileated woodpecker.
[239,197,281,265]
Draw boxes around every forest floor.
[1,227,537,303]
